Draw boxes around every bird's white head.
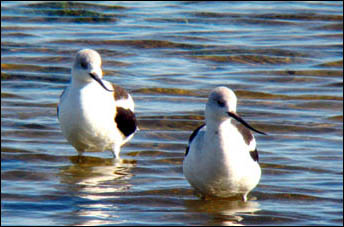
[71,49,113,92]
[205,86,237,123]
[205,86,267,135]
[72,49,102,82]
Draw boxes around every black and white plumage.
[183,86,266,201]
[57,49,138,158]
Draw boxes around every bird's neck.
[71,77,98,90]
[205,118,231,134]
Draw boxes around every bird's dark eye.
[217,100,225,107]
[80,61,88,69]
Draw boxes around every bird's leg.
[76,150,84,163]
[111,144,121,159]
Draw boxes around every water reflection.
[58,156,136,225]
[184,198,260,225]
[59,156,135,198]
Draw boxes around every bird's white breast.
[59,81,119,151]
[183,120,261,197]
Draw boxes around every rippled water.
[1,1,343,226]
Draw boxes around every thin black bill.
[89,73,114,92]
[227,112,266,135]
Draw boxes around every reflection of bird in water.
[184,197,261,225]
[59,156,136,196]
[58,156,136,226]
[183,87,266,201]
[58,49,138,159]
